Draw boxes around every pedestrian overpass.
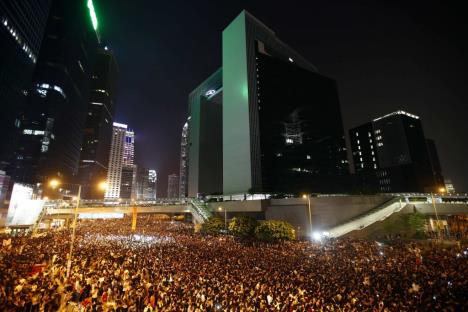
[5,194,468,237]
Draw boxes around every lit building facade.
[12,0,99,184]
[349,110,444,193]
[0,0,50,175]
[444,179,455,194]
[123,128,135,166]
[179,121,189,198]
[79,47,119,198]
[105,123,127,199]
[167,174,179,198]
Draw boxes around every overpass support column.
[132,206,137,232]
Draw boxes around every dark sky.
[95,0,468,196]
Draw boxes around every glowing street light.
[218,206,227,230]
[98,181,108,191]
[302,194,312,239]
[49,179,60,189]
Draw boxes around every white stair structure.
[327,197,405,238]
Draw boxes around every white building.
[105,122,127,199]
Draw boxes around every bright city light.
[98,181,108,191]
[312,232,322,241]
[49,179,60,188]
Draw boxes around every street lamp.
[98,181,108,192]
[49,179,60,189]
[302,194,312,238]
[218,206,227,230]
[430,187,446,240]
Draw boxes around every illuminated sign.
[205,89,216,97]
[7,183,44,226]
[113,122,128,129]
[87,0,98,31]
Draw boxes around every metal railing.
[189,199,212,223]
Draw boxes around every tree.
[254,220,295,242]
[229,215,258,238]
[407,212,426,234]
[200,217,224,235]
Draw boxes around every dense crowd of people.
[0,216,467,311]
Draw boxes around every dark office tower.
[120,165,137,200]
[350,110,440,193]
[426,139,444,189]
[223,11,348,194]
[179,121,189,198]
[12,0,99,185]
[79,47,119,198]
[136,168,157,200]
[0,0,50,173]
[187,69,223,197]
[167,174,179,198]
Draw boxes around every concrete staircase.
[327,197,405,238]
[189,199,212,223]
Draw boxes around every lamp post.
[302,194,312,238]
[48,179,107,279]
[218,206,227,230]
[430,187,446,239]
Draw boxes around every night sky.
[95,0,467,196]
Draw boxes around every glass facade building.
[12,0,99,184]
[78,47,119,198]
[0,0,50,175]
[187,69,223,197]
[187,11,349,196]
[349,111,444,193]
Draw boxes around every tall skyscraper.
[123,128,135,166]
[79,46,119,198]
[179,121,189,198]
[349,110,444,193]
[119,127,136,199]
[167,174,179,198]
[0,0,50,174]
[0,170,10,206]
[426,138,444,189]
[136,167,157,200]
[12,0,99,185]
[187,69,223,197]
[188,11,348,196]
[105,122,127,199]
[120,164,137,199]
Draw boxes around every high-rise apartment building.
[12,0,99,184]
[0,0,50,174]
[179,121,189,198]
[188,11,348,196]
[136,168,157,200]
[123,129,135,166]
[119,128,136,199]
[105,122,127,199]
[349,110,444,193]
[167,174,179,198]
[79,47,119,198]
